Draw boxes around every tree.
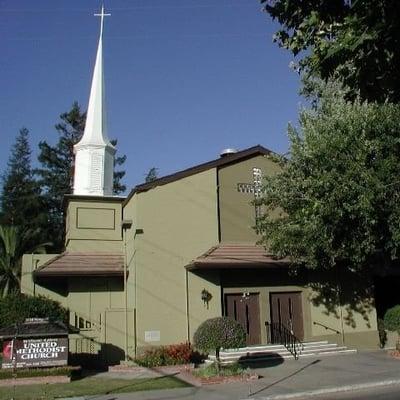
[0,225,49,297]
[262,0,400,103]
[257,82,400,272]
[1,128,44,238]
[193,317,246,368]
[36,103,126,251]
[145,167,158,183]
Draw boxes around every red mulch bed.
[388,350,400,359]
[179,370,259,386]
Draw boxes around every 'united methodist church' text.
[16,339,67,360]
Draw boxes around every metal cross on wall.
[237,167,264,221]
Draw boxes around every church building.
[22,6,380,365]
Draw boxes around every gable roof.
[186,243,289,270]
[124,145,274,205]
[0,320,69,339]
[34,252,124,278]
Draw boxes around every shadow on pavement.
[239,352,285,371]
[249,359,321,397]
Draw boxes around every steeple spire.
[73,4,115,196]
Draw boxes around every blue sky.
[0,0,302,191]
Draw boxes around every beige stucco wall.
[218,154,281,243]
[123,168,219,349]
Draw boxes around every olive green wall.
[123,168,219,349]
[66,197,124,252]
[21,254,66,304]
[220,268,379,349]
[218,154,281,243]
[187,270,222,341]
[21,254,133,363]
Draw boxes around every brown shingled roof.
[186,243,289,270]
[34,252,125,278]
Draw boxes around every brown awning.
[186,243,289,270]
[34,252,125,278]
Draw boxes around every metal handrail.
[266,321,304,360]
[313,321,341,335]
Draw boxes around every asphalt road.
[308,385,400,400]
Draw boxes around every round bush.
[384,305,400,333]
[193,317,246,354]
[0,293,68,327]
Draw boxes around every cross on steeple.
[73,3,115,196]
[94,4,111,38]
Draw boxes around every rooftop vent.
[220,148,238,158]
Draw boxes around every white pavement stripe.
[246,379,400,400]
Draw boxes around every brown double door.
[225,293,261,345]
[270,292,304,340]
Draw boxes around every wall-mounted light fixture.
[240,291,250,302]
[201,289,212,309]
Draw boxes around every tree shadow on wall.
[305,266,375,330]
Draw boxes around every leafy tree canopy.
[145,167,158,183]
[0,225,49,297]
[262,0,400,102]
[1,128,45,239]
[257,82,400,272]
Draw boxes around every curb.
[248,379,400,399]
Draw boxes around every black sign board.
[2,337,68,369]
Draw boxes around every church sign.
[0,318,69,369]
[2,337,68,369]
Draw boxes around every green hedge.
[384,305,400,333]
[0,366,81,380]
[0,293,68,327]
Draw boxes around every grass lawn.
[0,375,189,400]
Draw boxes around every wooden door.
[225,293,261,345]
[270,292,304,340]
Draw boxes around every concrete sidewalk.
[86,350,400,400]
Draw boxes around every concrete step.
[298,349,357,358]
[302,341,329,346]
[221,344,286,353]
[207,340,357,364]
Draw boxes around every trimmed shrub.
[384,305,400,333]
[0,293,68,327]
[193,317,246,357]
[0,366,81,380]
[135,342,198,367]
[193,362,245,378]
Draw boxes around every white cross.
[94,4,111,38]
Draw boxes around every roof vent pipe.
[220,148,238,158]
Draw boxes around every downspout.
[185,269,190,342]
[121,219,133,361]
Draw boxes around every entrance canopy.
[34,252,125,278]
[186,243,289,270]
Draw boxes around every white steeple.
[73,4,115,196]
